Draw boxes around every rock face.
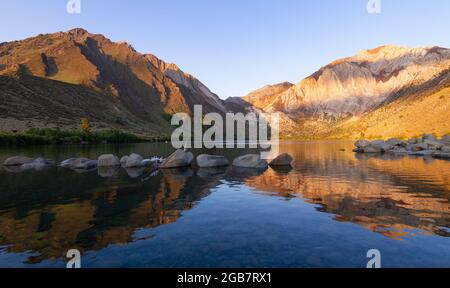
[240,45,450,140]
[232,154,268,169]
[147,54,227,114]
[3,156,34,166]
[242,82,294,110]
[0,28,227,135]
[159,150,194,169]
[97,154,120,167]
[269,154,293,166]
[196,155,229,168]
[254,46,450,117]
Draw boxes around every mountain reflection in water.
[0,141,449,267]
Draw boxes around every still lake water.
[0,141,449,268]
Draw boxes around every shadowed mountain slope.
[0,28,226,134]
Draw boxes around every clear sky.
[1,0,450,98]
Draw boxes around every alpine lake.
[0,141,449,268]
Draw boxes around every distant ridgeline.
[1,29,449,140]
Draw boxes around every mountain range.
[243,45,450,139]
[0,28,225,136]
[1,29,449,139]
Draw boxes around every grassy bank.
[0,128,168,146]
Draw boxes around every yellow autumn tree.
[81,118,90,133]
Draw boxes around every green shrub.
[0,128,152,146]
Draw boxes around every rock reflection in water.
[124,167,146,179]
[0,141,449,267]
[243,142,450,240]
[0,166,218,264]
[98,166,121,178]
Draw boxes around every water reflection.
[242,142,450,240]
[0,166,218,264]
[0,141,449,266]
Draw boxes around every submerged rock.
[159,150,194,169]
[2,156,53,172]
[3,156,34,166]
[196,155,229,168]
[269,154,293,166]
[232,154,268,169]
[74,159,98,170]
[60,158,97,170]
[98,154,120,167]
[60,158,77,168]
[21,158,53,170]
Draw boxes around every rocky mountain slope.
[146,54,226,114]
[2,30,449,140]
[333,66,450,139]
[242,82,293,110]
[243,45,450,139]
[0,28,226,135]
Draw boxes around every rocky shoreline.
[1,151,294,176]
[353,134,450,159]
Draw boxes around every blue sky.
[1,0,450,98]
